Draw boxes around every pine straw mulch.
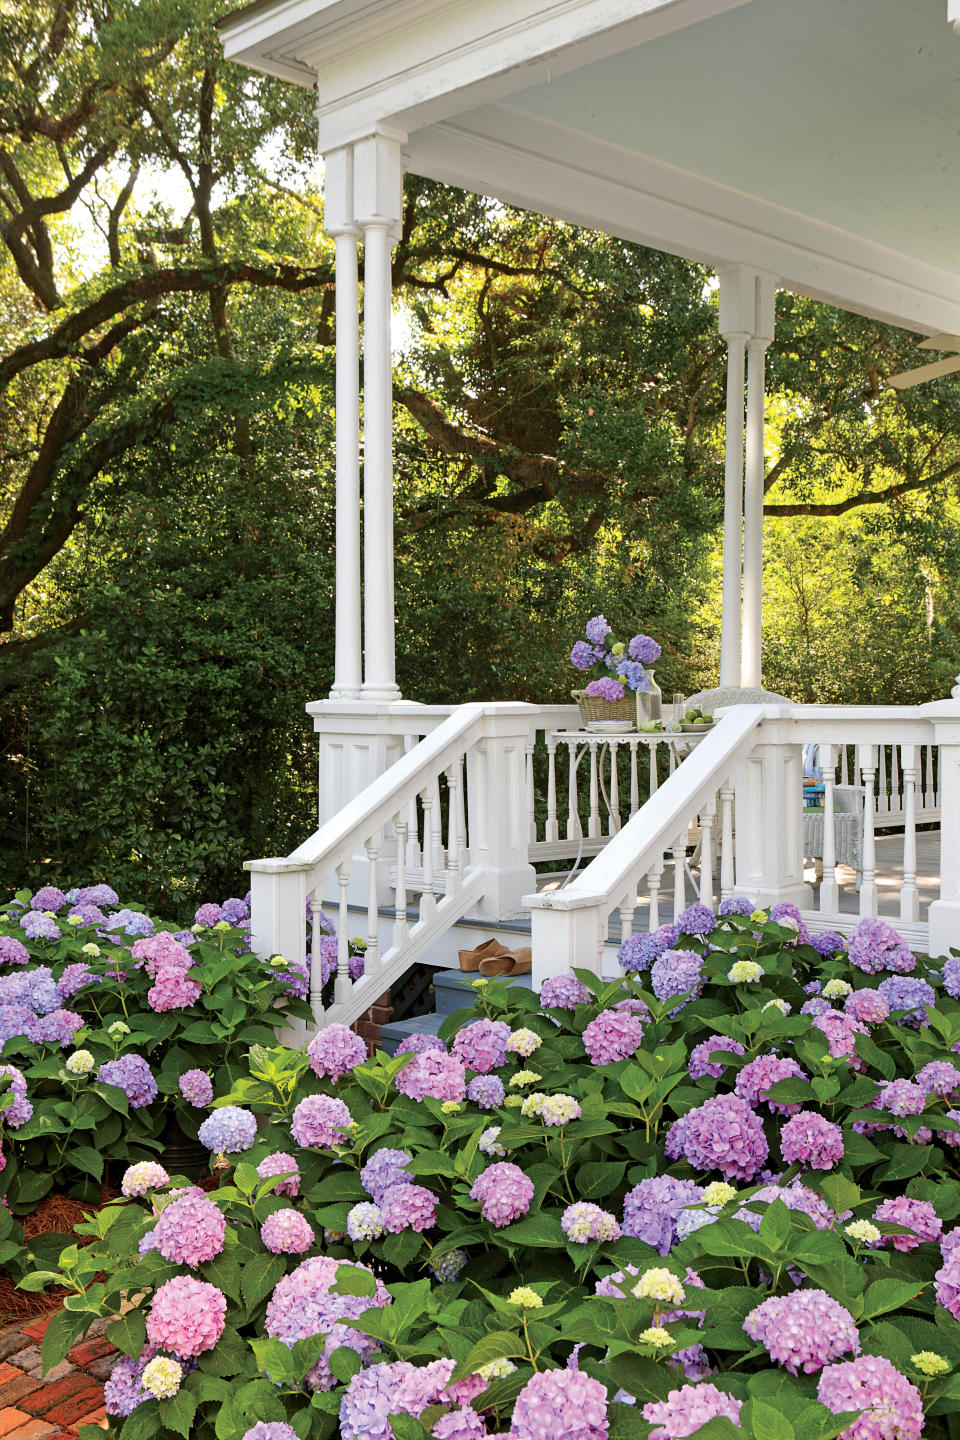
[0,1171,222,1323]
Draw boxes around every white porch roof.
[220,0,960,334]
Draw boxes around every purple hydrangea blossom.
[307,1023,368,1081]
[582,1009,644,1065]
[812,1007,868,1060]
[467,1074,505,1109]
[396,1033,447,1056]
[744,1290,860,1373]
[470,1162,534,1227]
[615,658,648,692]
[585,677,625,703]
[585,616,611,645]
[104,1347,157,1416]
[21,911,60,942]
[76,884,119,907]
[802,997,832,1018]
[361,1148,413,1204]
[540,973,591,1009]
[628,634,661,664]
[379,1183,437,1233]
[194,903,222,927]
[220,897,250,925]
[68,904,106,927]
[688,1034,745,1081]
[339,1359,459,1440]
[450,1019,511,1074]
[718,896,755,918]
[810,931,847,957]
[622,1176,704,1255]
[267,1257,389,1393]
[936,1248,960,1319]
[816,1356,923,1440]
[30,886,67,911]
[26,1008,83,1047]
[571,641,598,670]
[943,955,960,998]
[57,963,94,998]
[677,904,716,936]
[650,950,704,1012]
[877,975,935,1026]
[0,1066,31,1127]
[0,1005,32,1044]
[848,917,915,975]
[105,909,154,938]
[617,924,677,973]
[97,1054,157,1108]
[242,1425,298,1440]
[873,1079,925,1118]
[916,1061,960,1097]
[197,1105,257,1152]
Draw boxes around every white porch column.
[355,133,404,702]
[718,321,746,689]
[925,700,960,957]
[741,276,776,688]
[325,147,363,700]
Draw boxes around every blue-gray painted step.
[379,1011,445,1056]
[434,966,532,1016]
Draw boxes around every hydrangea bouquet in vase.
[570,615,662,729]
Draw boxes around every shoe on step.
[458,938,511,972]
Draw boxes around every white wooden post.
[733,711,813,909]
[324,146,362,701]
[355,133,403,702]
[741,274,776,688]
[718,270,747,689]
[464,705,538,922]
[926,702,960,957]
[247,861,311,1043]
[899,743,920,923]
[529,900,603,989]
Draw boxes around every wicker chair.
[803,785,866,887]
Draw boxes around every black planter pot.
[161,1120,209,1180]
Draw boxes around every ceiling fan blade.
[887,355,960,390]
[917,332,960,352]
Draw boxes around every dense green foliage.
[2,3,960,905]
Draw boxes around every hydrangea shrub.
[29,905,960,1440]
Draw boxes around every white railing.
[528,702,960,982]
[248,702,536,1033]
[837,741,939,827]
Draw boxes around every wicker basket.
[572,688,636,728]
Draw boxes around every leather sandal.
[458,938,511,972]
[478,947,532,978]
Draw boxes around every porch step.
[379,967,534,1055]
[379,1011,445,1056]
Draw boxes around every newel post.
[528,899,603,990]
[464,705,537,922]
[247,860,311,1044]
[733,708,813,910]
[925,700,960,958]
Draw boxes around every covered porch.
[216,0,960,1029]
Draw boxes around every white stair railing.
[247,702,536,1034]
[529,701,960,982]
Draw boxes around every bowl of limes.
[680,708,715,734]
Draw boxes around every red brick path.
[0,1315,112,1439]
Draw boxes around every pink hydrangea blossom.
[148,971,201,1012]
[450,1019,511,1074]
[845,988,890,1025]
[735,1054,807,1114]
[582,1009,644,1065]
[812,1007,868,1064]
[379,1183,437,1233]
[290,1093,353,1148]
[153,1193,225,1268]
[847,918,915,975]
[816,1355,923,1440]
[395,1049,467,1103]
[687,1035,745,1080]
[780,1111,845,1169]
[642,1382,741,1438]
[146,1277,226,1357]
[257,1151,300,1198]
[511,1368,609,1440]
[874,1196,942,1252]
[935,1248,960,1319]
[261,1209,315,1254]
[470,1162,534,1227]
[744,1290,860,1373]
[670,1095,769,1181]
[132,932,195,977]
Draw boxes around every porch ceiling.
[220,0,960,333]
